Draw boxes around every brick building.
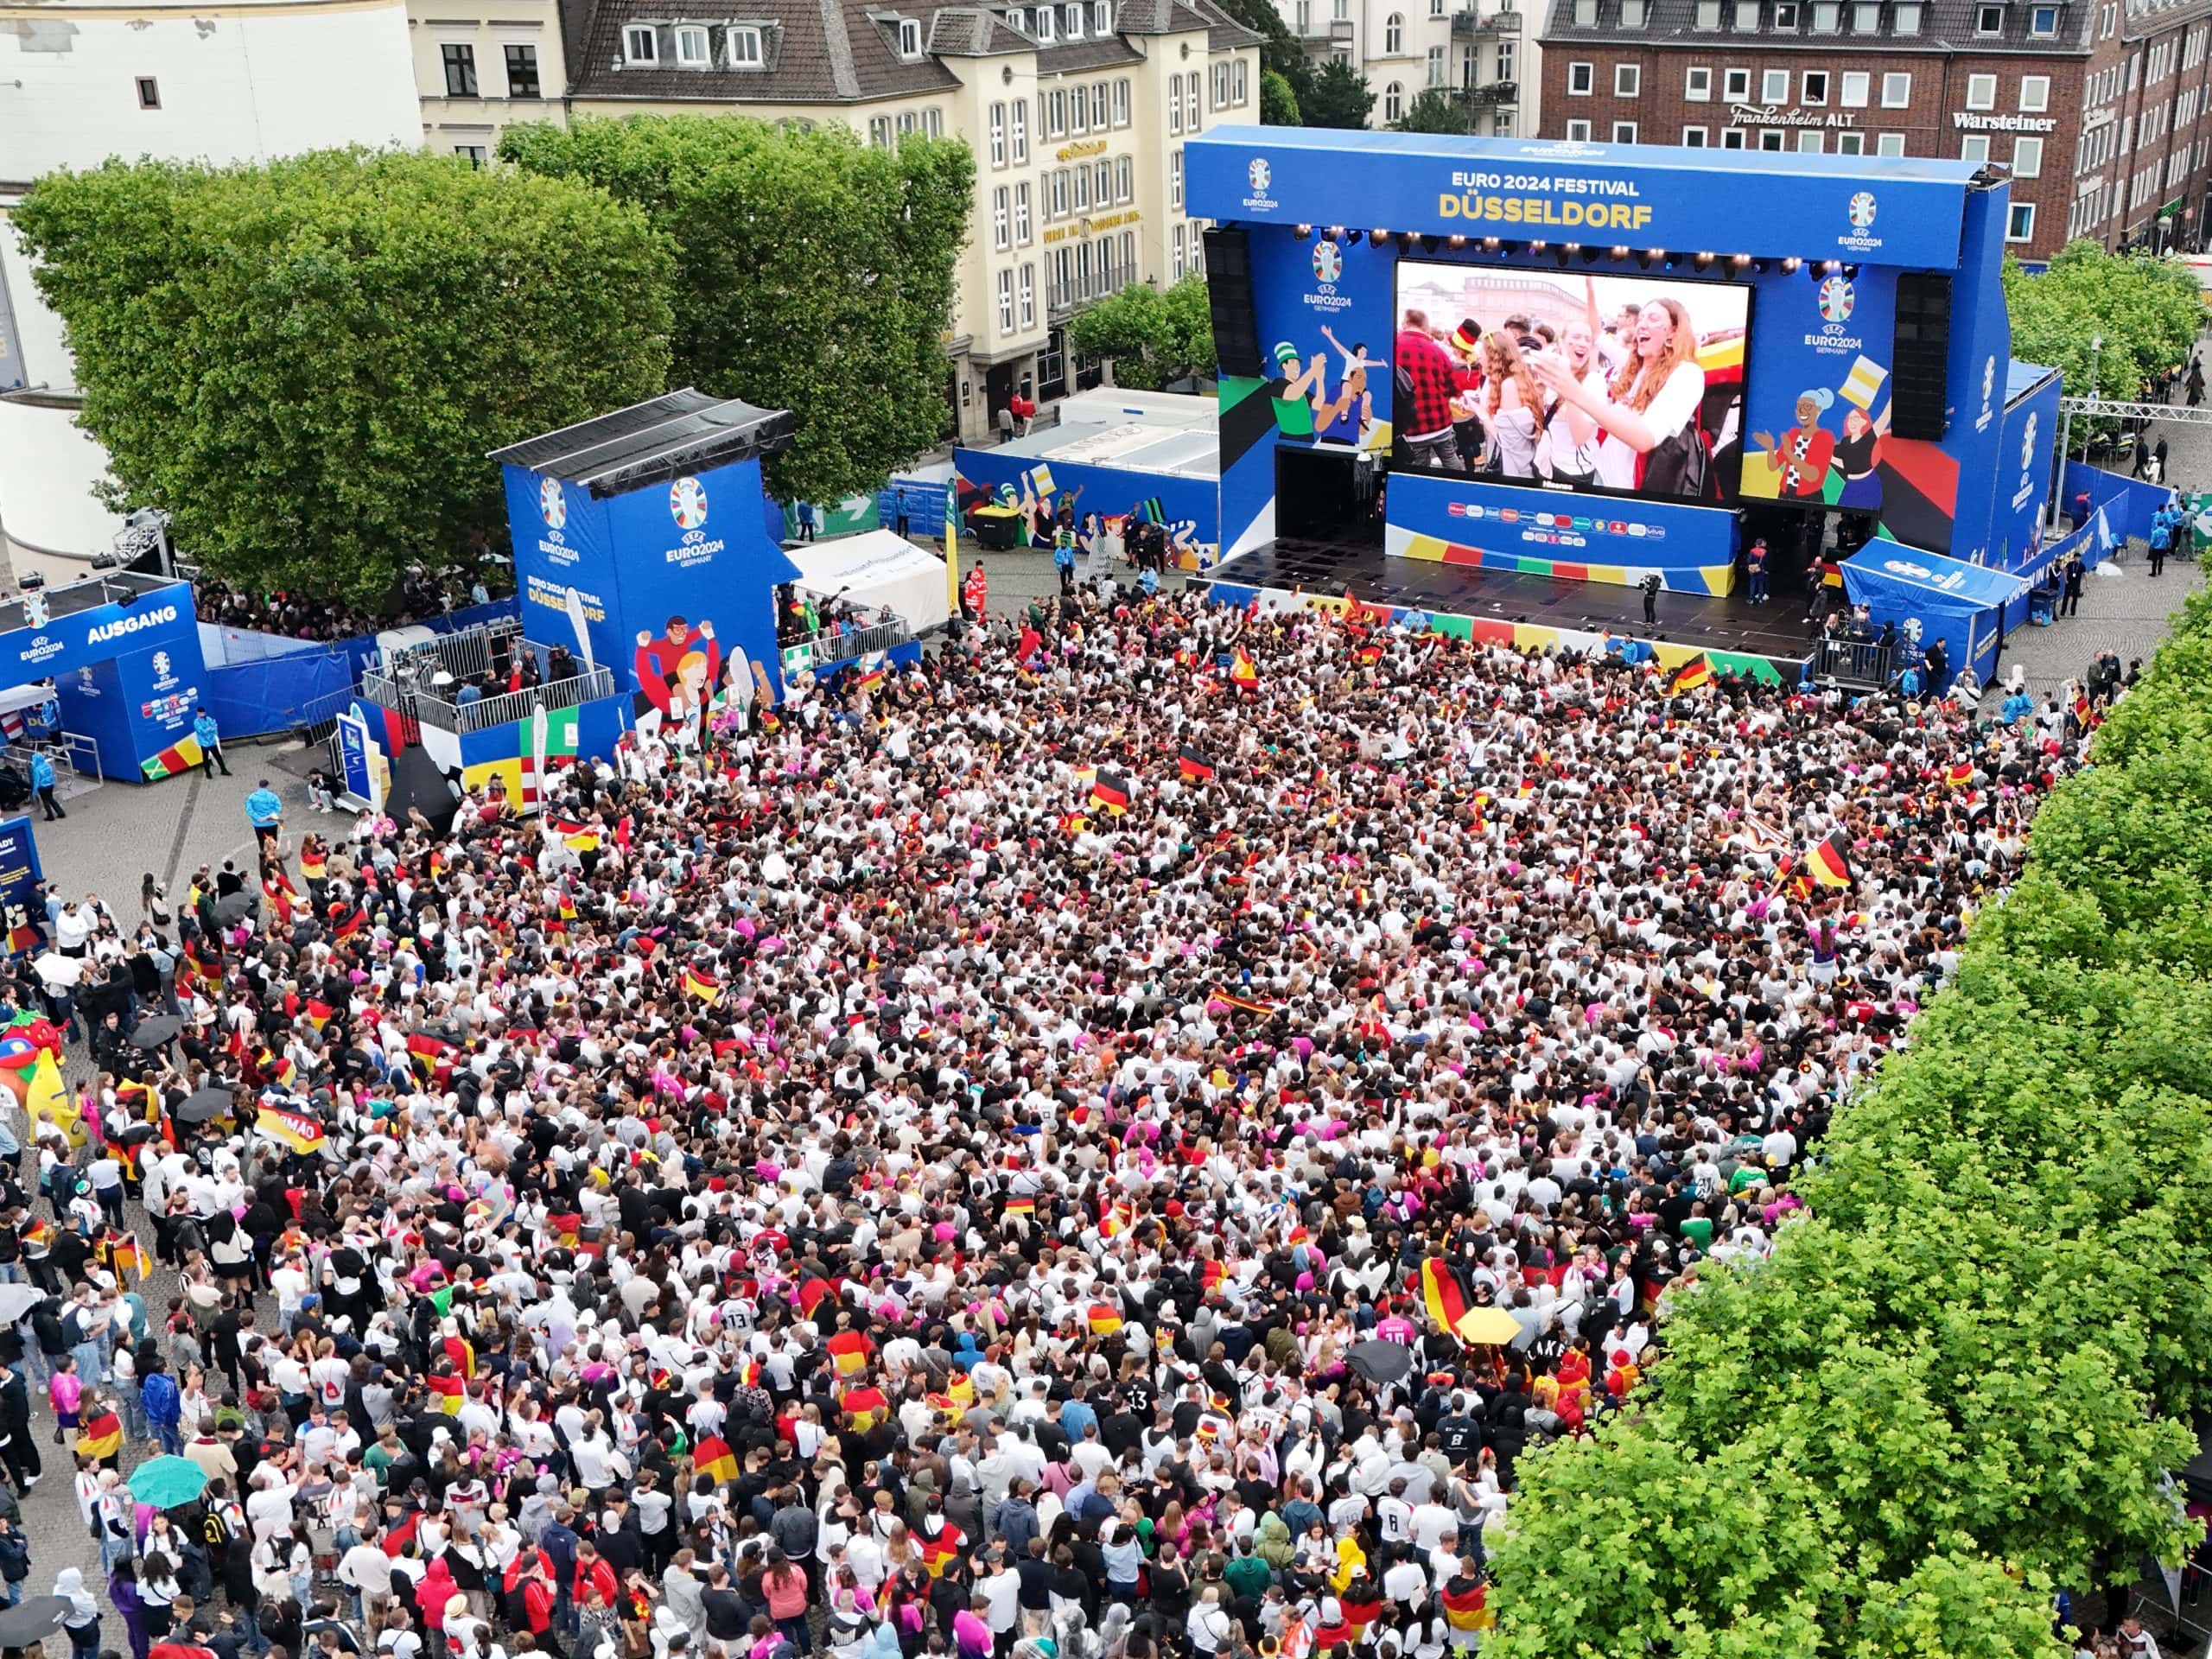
[1535,0,2212,261]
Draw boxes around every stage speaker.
[1891,272,1951,441]
[1203,229,1267,379]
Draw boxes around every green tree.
[1300,58,1376,128]
[1205,0,1313,102]
[12,149,671,605]
[1065,276,1215,391]
[2005,242,2202,451]
[1261,67,1304,125]
[501,114,972,508]
[1392,86,1471,133]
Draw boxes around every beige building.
[1277,0,1534,136]
[410,0,569,157]
[516,0,1261,440]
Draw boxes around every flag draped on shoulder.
[1667,653,1713,694]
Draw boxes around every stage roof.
[991,389,1220,481]
[490,390,798,498]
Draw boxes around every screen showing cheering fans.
[1389,262,1748,504]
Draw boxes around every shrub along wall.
[1484,587,2212,1659]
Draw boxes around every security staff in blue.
[191,706,231,777]
[28,752,60,823]
[245,778,284,849]
[2150,511,2171,577]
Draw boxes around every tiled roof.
[1539,0,2094,51]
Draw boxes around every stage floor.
[1204,537,1817,663]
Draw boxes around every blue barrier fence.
[205,597,521,739]
[1995,463,2148,631]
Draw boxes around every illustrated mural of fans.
[635,614,719,747]
[1756,387,1840,499]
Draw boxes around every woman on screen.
[1531,296,1708,498]
[1474,331,1542,479]
[1536,278,1607,487]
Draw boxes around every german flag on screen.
[1667,653,1713,694]
[1806,830,1855,889]
[1090,772,1131,815]
[1178,747,1216,783]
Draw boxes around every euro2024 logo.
[539,476,567,531]
[1249,158,1271,194]
[1817,275,1854,324]
[671,475,710,531]
[1313,239,1343,284]
[1847,191,1877,230]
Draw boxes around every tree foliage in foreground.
[2004,241,2202,447]
[501,115,972,508]
[1488,588,2212,1656]
[13,149,672,604]
[1065,276,1216,392]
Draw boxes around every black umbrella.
[129,1014,185,1049]
[1348,1339,1414,1386]
[0,1599,73,1645]
[213,890,258,926]
[115,1122,159,1147]
[177,1087,234,1124]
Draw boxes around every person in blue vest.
[244,779,284,850]
[27,753,60,823]
[1053,525,1078,597]
[2150,510,2171,577]
[191,707,231,777]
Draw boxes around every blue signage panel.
[1991,369,2061,571]
[0,817,43,955]
[1191,131,1977,268]
[1386,468,1737,589]
[0,582,206,781]
[951,446,1224,569]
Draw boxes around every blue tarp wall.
[204,598,520,739]
[2064,460,2168,545]
[1840,545,2030,690]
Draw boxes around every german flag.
[1421,1257,1478,1342]
[841,1383,889,1431]
[549,817,601,853]
[795,1278,836,1319]
[1213,987,1280,1018]
[1058,812,1089,838]
[78,1408,123,1461]
[257,1103,326,1156]
[916,1520,966,1578]
[407,1031,454,1078]
[826,1330,873,1376]
[1230,646,1260,691]
[330,904,367,940]
[1667,653,1713,694]
[683,964,721,1003]
[1440,1580,1489,1632]
[1945,761,1975,787]
[1090,772,1132,815]
[1201,1259,1228,1292]
[1805,830,1855,890]
[299,848,327,882]
[1087,1303,1125,1336]
[692,1435,740,1485]
[1101,1202,1133,1239]
[305,999,337,1033]
[1178,746,1216,783]
[1003,1194,1035,1218]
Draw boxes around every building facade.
[1276,0,1537,137]
[1535,0,2212,261]
[410,0,570,156]
[555,0,1262,441]
[0,0,423,575]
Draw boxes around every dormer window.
[1034,5,1056,36]
[728,22,763,60]
[1092,1,1112,29]
[623,22,658,60]
[897,15,923,52]
[675,23,711,61]
[1062,2,1084,34]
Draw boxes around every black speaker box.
[1203,228,1266,378]
[1891,271,1952,441]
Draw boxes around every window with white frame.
[1049,168,1069,216]
[1613,119,1638,140]
[868,114,893,145]
[1384,80,1404,119]
[1811,0,1837,26]
[675,24,710,63]
[727,25,763,63]
[1214,61,1230,104]
[1876,130,1904,154]
[1965,72,1995,108]
[1758,129,1784,148]
[1171,148,1183,208]
[1070,84,1087,131]
[897,16,922,54]
[1836,129,1863,151]
[1761,67,1789,101]
[1427,45,1444,84]
[1694,0,1721,23]
[993,187,1010,249]
[2007,201,2034,240]
[1686,65,1712,99]
[1615,61,1640,94]
[1020,264,1036,328]
[998,268,1014,332]
[1567,60,1593,92]
[1959,133,1989,162]
[1172,222,1186,278]
[1851,0,1877,22]
[1683,124,1709,143]
[1234,60,1247,99]
[1566,117,1592,138]
[1113,78,1130,123]
[2012,134,2043,175]
[1840,68,1868,104]
[1014,182,1032,240]
[2020,73,2048,110]
[1721,126,1746,146]
[1801,68,1827,101]
[1169,80,1183,131]
[1011,99,1027,160]
[623,24,656,60]
[1034,5,1054,36]
[989,103,1007,165]
[1186,71,1201,130]
[1796,128,1821,149]
[1116,155,1133,200]
[1073,164,1089,212]
[1061,2,1083,35]
[1724,67,1749,99]
[1047,88,1066,135]
[1093,0,1112,27]
[1384,11,1403,49]
[1092,82,1107,124]
[1880,69,1910,105]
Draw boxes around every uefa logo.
[539,476,567,530]
[1312,240,1343,283]
[2021,411,2038,467]
[1817,276,1854,323]
[152,652,170,679]
[670,475,709,531]
[1847,191,1877,229]
[1249,158,1271,193]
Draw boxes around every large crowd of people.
[194,566,507,645]
[0,584,2088,1659]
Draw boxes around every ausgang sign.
[1726,102,1859,128]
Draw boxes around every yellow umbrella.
[1455,1306,1524,1347]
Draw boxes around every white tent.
[785,530,950,635]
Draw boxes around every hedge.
[1484,586,2212,1659]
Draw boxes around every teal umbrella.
[128,1455,208,1509]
